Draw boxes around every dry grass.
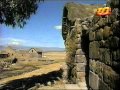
[43,52,66,62]
[0,62,64,85]
[0,51,66,81]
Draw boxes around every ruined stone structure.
[62,0,120,90]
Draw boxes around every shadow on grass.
[0,69,63,90]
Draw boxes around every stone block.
[76,26,82,34]
[89,59,96,72]
[103,26,111,40]
[75,55,86,63]
[89,60,103,79]
[76,72,86,79]
[103,65,120,89]
[76,49,84,55]
[76,44,81,49]
[104,40,110,48]
[95,61,103,79]
[111,49,120,61]
[99,48,104,62]
[89,41,100,59]
[98,18,106,27]
[82,25,88,30]
[99,40,105,48]
[95,28,103,41]
[99,48,111,65]
[105,49,111,62]
[76,74,86,83]
[75,37,81,44]
[91,24,99,31]
[71,76,77,84]
[108,36,119,49]
[76,33,81,38]
[112,21,120,37]
[89,31,95,41]
[89,71,99,90]
[99,79,110,90]
[71,67,76,76]
[112,61,120,71]
[75,63,85,72]
[99,40,110,48]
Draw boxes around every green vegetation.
[0,0,43,27]
[64,3,103,21]
[66,29,77,62]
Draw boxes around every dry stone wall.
[62,0,120,90]
[89,0,120,90]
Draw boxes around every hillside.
[63,3,103,21]
[0,45,65,52]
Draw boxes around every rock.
[89,71,99,90]
[103,26,111,39]
[75,37,81,44]
[62,70,68,81]
[89,41,100,59]
[95,28,103,41]
[76,33,81,38]
[103,65,120,89]
[57,77,61,80]
[76,44,81,49]
[82,25,88,30]
[28,86,37,90]
[89,31,95,41]
[53,80,57,84]
[41,84,44,87]
[91,24,99,31]
[76,72,86,80]
[35,83,40,88]
[111,49,120,61]
[47,81,52,86]
[99,48,111,65]
[75,55,86,63]
[109,36,119,49]
[98,18,106,27]
[75,63,86,72]
[99,79,110,90]
[63,79,68,84]
[76,49,84,55]
[112,21,120,37]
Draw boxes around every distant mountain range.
[0,45,65,52]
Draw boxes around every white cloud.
[0,37,26,46]
[9,41,21,45]
[54,25,62,30]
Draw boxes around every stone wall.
[62,17,88,88]
[89,0,120,90]
[62,4,90,87]
[62,0,120,90]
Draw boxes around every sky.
[0,0,106,48]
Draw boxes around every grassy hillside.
[64,3,103,21]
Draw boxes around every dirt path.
[0,62,64,85]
